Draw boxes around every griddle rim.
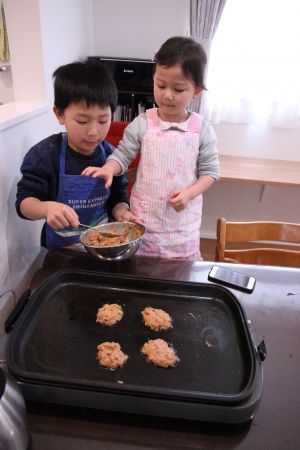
[6,269,262,406]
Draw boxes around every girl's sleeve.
[106,173,130,218]
[197,121,220,181]
[107,114,147,174]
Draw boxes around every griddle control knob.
[257,340,267,361]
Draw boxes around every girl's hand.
[45,201,79,229]
[81,166,113,188]
[169,189,192,213]
[169,176,215,212]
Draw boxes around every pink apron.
[130,108,203,258]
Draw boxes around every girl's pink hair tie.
[151,50,158,62]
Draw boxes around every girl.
[82,37,220,260]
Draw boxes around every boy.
[15,59,138,248]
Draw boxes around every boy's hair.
[53,59,118,113]
[154,36,207,90]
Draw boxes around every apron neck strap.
[60,134,68,174]
[59,136,107,175]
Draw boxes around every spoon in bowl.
[78,223,117,238]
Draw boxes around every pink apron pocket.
[130,192,151,223]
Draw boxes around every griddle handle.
[4,289,31,333]
[257,340,267,361]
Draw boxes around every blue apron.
[45,134,110,248]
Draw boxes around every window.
[205,0,300,128]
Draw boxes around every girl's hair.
[154,36,207,90]
[53,59,118,113]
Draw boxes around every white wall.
[0,69,14,104]
[0,0,14,104]
[201,181,300,239]
[92,0,190,59]
[215,122,300,162]
[201,120,300,237]
[203,122,300,237]
[0,0,93,292]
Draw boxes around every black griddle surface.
[7,270,257,404]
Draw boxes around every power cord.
[0,290,16,306]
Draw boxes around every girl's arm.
[170,120,220,213]
[81,160,122,189]
[169,175,215,213]
[196,121,220,180]
[81,115,147,187]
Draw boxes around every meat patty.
[141,307,172,331]
[141,339,179,368]
[96,303,123,326]
[97,342,128,369]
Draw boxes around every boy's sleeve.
[197,121,220,181]
[15,139,59,219]
[15,152,49,219]
[107,114,147,174]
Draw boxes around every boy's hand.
[117,210,142,224]
[169,189,192,213]
[20,198,79,229]
[112,202,142,225]
[46,202,79,229]
[81,166,113,188]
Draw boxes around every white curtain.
[189,0,227,115]
[205,0,300,129]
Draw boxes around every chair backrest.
[106,121,130,147]
[105,121,140,195]
[215,218,300,268]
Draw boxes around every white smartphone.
[208,265,256,293]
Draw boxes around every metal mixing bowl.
[79,222,145,261]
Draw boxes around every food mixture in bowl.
[85,224,143,247]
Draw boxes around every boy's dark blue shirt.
[16,133,129,246]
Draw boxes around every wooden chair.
[215,218,300,268]
[124,167,138,194]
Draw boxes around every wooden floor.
[200,238,216,262]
